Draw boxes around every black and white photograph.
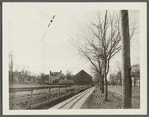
[3,2,147,115]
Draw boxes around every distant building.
[12,71,21,83]
[44,75,50,83]
[72,70,93,85]
[49,71,65,84]
[131,72,140,87]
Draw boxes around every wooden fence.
[9,85,91,110]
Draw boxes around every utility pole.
[120,10,132,108]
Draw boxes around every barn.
[72,70,93,85]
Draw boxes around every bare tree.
[116,61,122,85]
[20,65,30,83]
[40,73,45,84]
[15,65,21,72]
[73,10,136,101]
[65,70,73,80]
[73,10,122,101]
[21,65,29,74]
[90,64,104,92]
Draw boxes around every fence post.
[28,90,33,109]
[65,87,67,95]
[69,86,71,94]
[47,88,50,101]
[58,87,60,98]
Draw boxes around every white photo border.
[2,2,147,115]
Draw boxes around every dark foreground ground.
[81,85,140,109]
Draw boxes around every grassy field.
[108,85,140,108]
[82,85,140,109]
[9,83,43,88]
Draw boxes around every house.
[12,71,21,83]
[44,75,49,83]
[49,70,65,84]
[11,71,28,83]
[131,64,140,87]
[22,73,29,83]
[131,72,140,87]
[72,70,93,85]
[31,76,36,82]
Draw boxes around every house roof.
[72,70,92,81]
[50,71,60,76]
[72,70,93,85]
[74,70,92,78]
[50,71,65,77]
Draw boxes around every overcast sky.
[3,3,140,75]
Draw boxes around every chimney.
[50,71,51,75]
[60,70,62,73]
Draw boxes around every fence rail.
[9,85,91,110]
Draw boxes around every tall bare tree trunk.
[100,74,104,93]
[119,71,122,86]
[105,73,108,100]
[103,10,108,101]
[121,10,132,108]
[104,61,108,101]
